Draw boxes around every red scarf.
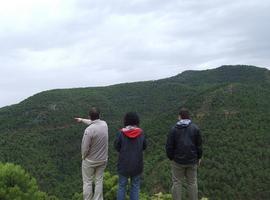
[121,126,142,138]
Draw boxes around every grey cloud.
[0,0,270,107]
[75,0,170,15]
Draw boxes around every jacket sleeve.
[143,135,147,150]
[114,132,122,152]
[196,129,203,159]
[81,129,92,160]
[166,128,175,160]
[81,119,92,125]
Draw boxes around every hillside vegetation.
[0,65,269,199]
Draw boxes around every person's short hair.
[89,107,100,120]
[179,108,190,119]
[124,112,140,127]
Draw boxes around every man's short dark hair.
[179,108,190,119]
[89,107,100,120]
[124,112,140,127]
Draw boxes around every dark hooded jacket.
[114,126,147,177]
[166,119,202,165]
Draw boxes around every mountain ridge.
[1,64,269,110]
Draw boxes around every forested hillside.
[0,65,269,199]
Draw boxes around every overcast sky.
[0,0,270,108]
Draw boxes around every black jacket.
[114,127,147,177]
[166,120,202,165]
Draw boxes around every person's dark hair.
[124,112,140,127]
[89,107,100,120]
[179,108,190,119]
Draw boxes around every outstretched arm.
[74,117,92,125]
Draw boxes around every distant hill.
[0,65,269,200]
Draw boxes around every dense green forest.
[0,65,269,199]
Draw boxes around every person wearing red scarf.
[114,112,147,200]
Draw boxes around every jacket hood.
[121,126,142,138]
[176,119,191,128]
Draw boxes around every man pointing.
[75,107,108,200]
